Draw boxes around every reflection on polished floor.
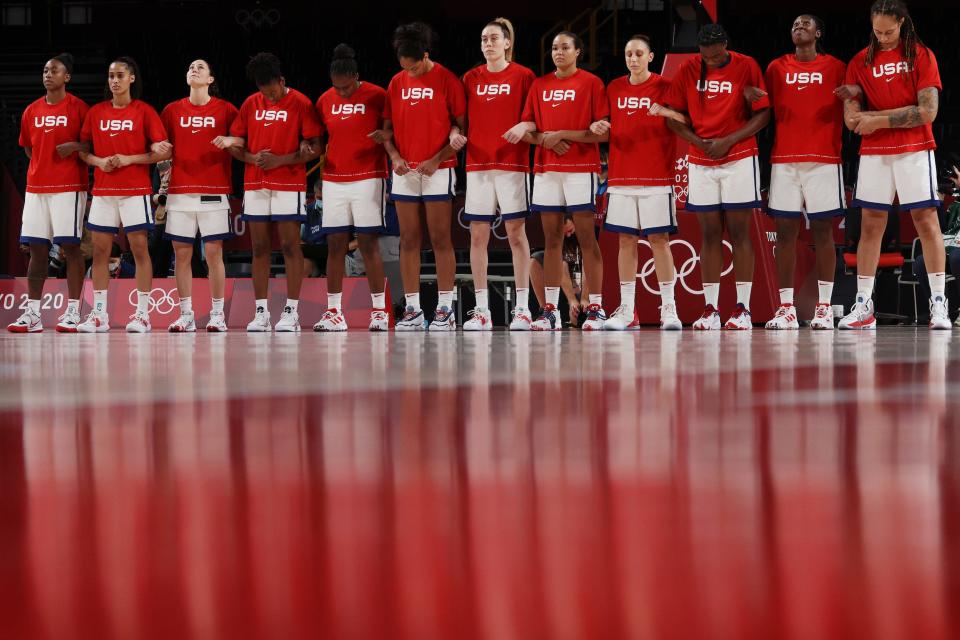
[1,330,958,640]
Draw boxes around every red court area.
[1,330,958,640]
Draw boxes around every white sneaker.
[463,307,492,331]
[314,308,348,332]
[810,303,834,330]
[274,306,300,332]
[396,306,427,331]
[125,312,152,333]
[765,304,799,330]
[246,305,271,332]
[724,304,752,330]
[531,304,562,331]
[206,310,228,332]
[603,305,638,331]
[168,312,196,333]
[660,302,682,331]
[929,295,951,330]
[838,298,876,330]
[77,311,110,333]
[581,304,607,331]
[692,305,721,331]
[56,309,81,333]
[509,307,533,331]
[7,309,42,333]
[429,306,456,332]
[369,309,389,331]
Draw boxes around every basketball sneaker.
[929,295,951,330]
[314,308,348,332]
[246,306,271,332]
[530,304,562,331]
[765,304,799,330]
[603,305,639,331]
[125,311,152,333]
[274,306,300,332]
[463,307,492,331]
[660,302,682,331]
[77,311,110,333]
[396,306,427,331]
[429,306,456,332]
[7,309,42,333]
[581,304,607,331]
[509,307,532,331]
[206,310,228,332]
[810,303,834,330]
[724,303,752,330]
[838,298,876,330]
[369,309,389,331]
[56,309,81,333]
[168,312,196,333]
[692,305,721,331]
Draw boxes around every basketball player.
[764,16,847,330]
[312,44,390,332]
[593,35,682,331]
[838,0,946,329]
[512,31,608,330]
[375,22,466,331]
[77,57,171,333]
[461,17,536,331]
[661,24,770,330]
[161,59,239,332]
[9,54,88,333]
[220,52,322,332]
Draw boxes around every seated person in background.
[85,243,135,279]
[529,217,589,327]
[913,166,960,321]
[302,180,327,277]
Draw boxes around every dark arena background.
[1,1,960,638]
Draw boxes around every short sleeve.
[160,103,174,137]
[665,68,688,111]
[446,71,466,120]
[915,46,942,92]
[747,58,770,111]
[18,106,31,148]
[300,97,322,139]
[312,97,327,138]
[521,83,538,123]
[382,82,394,121]
[844,58,861,87]
[80,107,93,142]
[223,101,240,131]
[144,104,168,143]
[591,76,609,120]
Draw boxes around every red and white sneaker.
[125,311,152,333]
[531,304,562,331]
[206,310,228,332]
[369,309,389,331]
[810,303,834,330]
[56,309,81,333]
[838,298,876,330]
[509,307,532,331]
[603,305,639,331]
[692,305,721,331]
[7,309,42,333]
[463,307,492,331]
[724,303,752,330]
[77,311,110,333]
[581,304,607,331]
[314,308,348,332]
[168,312,196,333]
[765,304,799,330]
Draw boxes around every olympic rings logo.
[235,8,280,30]
[635,238,733,295]
[128,288,179,315]
[456,206,509,241]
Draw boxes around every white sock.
[328,292,342,310]
[180,296,192,315]
[620,281,636,313]
[67,298,80,314]
[779,288,794,306]
[702,282,719,308]
[405,292,421,310]
[588,293,602,307]
[255,298,268,313]
[545,286,560,307]
[736,281,752,308]
[27,299,40,314]
[515,287,529,309]
[856,275,874,303]
[137,290,150,314]
[475,288,488,310]
[211,298,224,314]
[93,290,107,314]
[285,299,299,312]
[659,277,676,305]
[928,272,946,299]
[371,292,386,310]
[817,281,833,305]
[438,290,454,309]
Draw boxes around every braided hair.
[866,0,924,68]
[697,24,729,103]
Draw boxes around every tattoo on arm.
[889,88,939,128]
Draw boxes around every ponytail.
[488,17,516,62]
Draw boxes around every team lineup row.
[9,0,947,334]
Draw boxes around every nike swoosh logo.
[486,97,496,101]
[707,95,718,99]
[263,122,273,127]
[110,132,120,136]
[340,116,351,120]
[551,103,561,108]
[410,101,420,105]
[886,77,896,82]
[797,86,809,91]
[627,110,637,115]
[191,129,201,134]
[43,128,54,133]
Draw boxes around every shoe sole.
[765,325,799,330]
[661,323,682,331]
[126,328,152,333]
[206,327,228,332]
[462,326,492,332]
[247,327,272,332]
[275,327,300,333]
[55,325,77,333]
[168,327,196,333]
[7,326,42,333]
[838,324,876,330]
[314,326,348,332]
